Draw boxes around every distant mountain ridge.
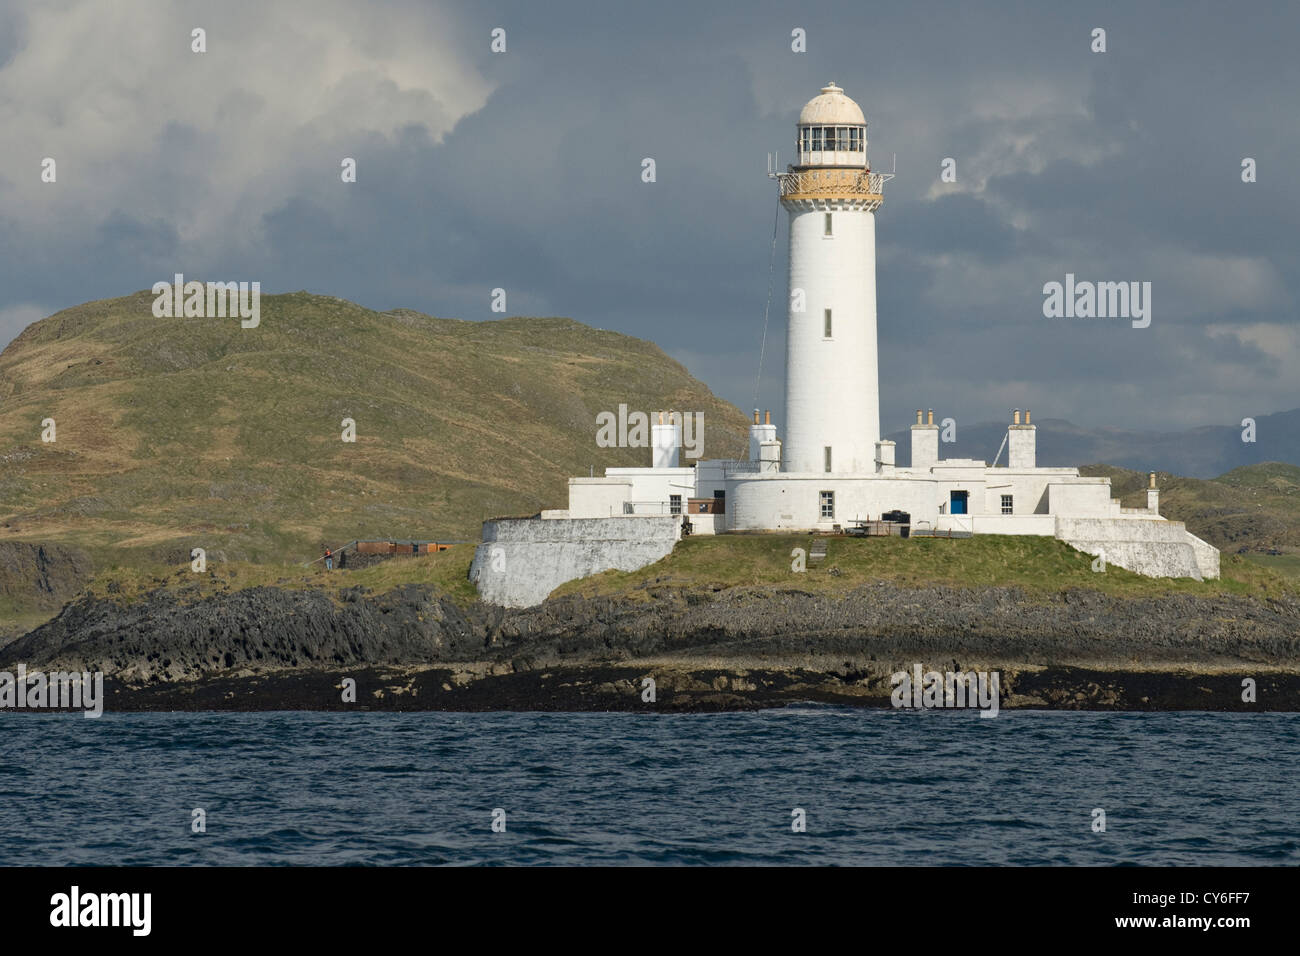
[887,409,1300,477]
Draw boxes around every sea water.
[0,709,1294,865]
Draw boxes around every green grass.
[80,545,479,610]
[0,290,751,579]
[15,535,1298,635]
[550,534,1299,602]
[1241,552,1300,581]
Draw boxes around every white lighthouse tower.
[774,83,890,475]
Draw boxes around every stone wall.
[1054,516,1218,580]
[470,515,681,608]
[1184,530,1221,580]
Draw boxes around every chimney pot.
[1013,409,1021,425]
[927,409,934,425]
[916,409,923,425]
[1025,410,1031,425]
[764,410,771,425]
[753,409,760,424]
[1149,471,1156,489]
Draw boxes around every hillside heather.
[0,289,749,576]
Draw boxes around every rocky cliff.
[5,578,1299,711]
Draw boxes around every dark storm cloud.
[1,0,1295,435]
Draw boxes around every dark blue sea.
[1,709,1295,865]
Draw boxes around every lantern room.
[795,82,868,168]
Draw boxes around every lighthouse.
[774,83,890,475]
[478,82,1221,607]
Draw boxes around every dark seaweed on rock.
[4,581,1299,686]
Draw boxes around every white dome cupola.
[796,82,867,168]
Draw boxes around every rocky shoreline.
[3,580,1299,712]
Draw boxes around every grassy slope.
[81,544,482,610]
[0,291,749,572]
[551,533,1299,604]
[60,533,1300,623]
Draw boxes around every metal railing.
[775,168,892,198]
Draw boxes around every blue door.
[950,491,968,515]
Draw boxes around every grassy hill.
[1080,462,1300,554]
[0,290,750,574]
[2,289,1298,637]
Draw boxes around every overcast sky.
[1,0,1295,433]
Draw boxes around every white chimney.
[911,409,939,471]
[749,409,777,461]
[1008,408,1036,469]
[651,411,681,469]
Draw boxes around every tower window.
[1001,495,1013,515]
[824,446,832,473]
[670,494,682,515]
[824,213,833,236]
[811,127,823,151]
[820,491,835,519]
[824,309,832,338]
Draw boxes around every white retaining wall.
[1184,530,1221,580]
[470,515,681,608]
[1054,516,1215,580]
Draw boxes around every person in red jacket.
[324,547,333,571]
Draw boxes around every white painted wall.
[567,477,633,518]
[685,513,722,536]
[939,514,1057,535]
[1184,530,1221,579]
[1046,480,1115,516]
[1054,516,1208,580]
[605,467,696,516]
[726,474,943,530]
[470,516,681,607]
